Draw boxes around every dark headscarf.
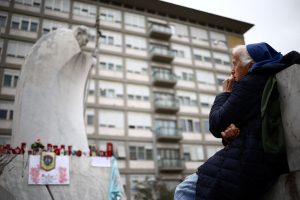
[246,42,283,72]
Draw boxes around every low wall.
[263,64,300,200]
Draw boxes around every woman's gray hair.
[232,45,254,66]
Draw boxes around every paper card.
[28,155,70,185]
[91,157,111,167]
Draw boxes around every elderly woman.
[174,42,294,200]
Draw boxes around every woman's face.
[231,54,251,81]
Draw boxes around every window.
[124,12,145,28]
[127,85,150,102]
[99,81,123,99]
[0,102,14,120]
[137,147,145,160]
[99,30,122,46]
[172,44,191,59]
[99,55,123,72]
[87,115,94,125]
[183,145,204,161]
[196,70,215,85]
[11,20,19,29]
[194,54,202,61]
[0,13,8,28]
[45,0,70,13]
[210,31,227,48]
[199,94,215,108]
[158,149,180,160]
[187,120,193,132]
[6,40,33,58]
[3,75,11,87]
[115,142,126,158]
[11,14,39,33]
[0,0,10,7]
[85,109,94,127]
[129,145,153,160]
[155,119,177,136]
[190,27,208,42]
[125,35,146,51]
[183,151,191,161]
[203,120,209,133]
[21,20,29,30]
[179,118,201,133]
[170,22,188,38]
[42,19,68,34]
[178,119,186,133]
[213,52,231,66]
[98,110,124,129]
[2,70,19,88]
[127,112,151,130]
[0,136,11,145]
[126,59,148,75]
[30,22,38,32]
[193,48,211,62]
[174,67,194,81]
[100,7,121,23]
[173,49,185,58]
[0,109,7,119]
[73,2,96,18]
[15,0,41,7]
[154,92,175,101]
[149,43,174,58]
[152,67,173,80]
[177,91,197,106]
[154,92,177,107]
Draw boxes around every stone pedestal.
[0,156,125,200]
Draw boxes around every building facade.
[0,0,253,198]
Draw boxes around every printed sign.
[28,155,70,185]
[91,156,111,167]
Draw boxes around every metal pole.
[95,14,100,50]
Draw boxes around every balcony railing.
[158,159,185,172]
[155,126,182,141]
[148,23,172,40]
[154,98,179,114]
[152,71,177,87]
[149,46,174,63]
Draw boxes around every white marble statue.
[11,26,93,151]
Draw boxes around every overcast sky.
[161,0,300,54]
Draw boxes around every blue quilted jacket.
[195,72,288,200]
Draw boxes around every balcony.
[158,159,185,172]
[154,98,179,114]
[155,127,182,142]
[148,23,172,40]
[149,46,174,63]
[152,71,177,87]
